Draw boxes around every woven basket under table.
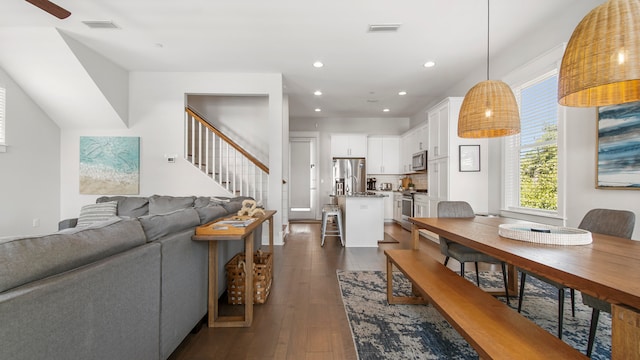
[225,250,273,305]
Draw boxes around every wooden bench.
[385,249,588,360]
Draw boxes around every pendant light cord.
[486,0,490,81]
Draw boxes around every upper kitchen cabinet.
[425,97,489,215]
[414,123,428,153]
[400,123,427,173]
[428,97,463,160]
[331,134,367,158]
[367,136,400,174]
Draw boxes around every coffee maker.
[366,177,377,191]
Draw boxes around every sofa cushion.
[0,218,147,293]
[138,208,201,242]
[196,204,229,224]
[97,196,150,218]
[193,196,211,208]
[149,195,196,215]
[76,201,118,228]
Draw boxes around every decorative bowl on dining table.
[498,223,592,245]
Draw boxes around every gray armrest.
[58,218,78,230]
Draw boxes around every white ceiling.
[1,0,593,120]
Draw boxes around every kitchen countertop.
[332,192,387,198]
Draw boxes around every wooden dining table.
[409,215,640,360]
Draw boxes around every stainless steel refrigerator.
[332,158,366,195]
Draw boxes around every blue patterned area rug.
[337,270,611,360]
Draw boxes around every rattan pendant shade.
[558,0,640,107]
[458,80,520,138]
[458,0,520,138]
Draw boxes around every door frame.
[289,131,320,220]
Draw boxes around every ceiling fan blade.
[25,0,71,19]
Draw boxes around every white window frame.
[500,45,567,225]
[0,84,6,152]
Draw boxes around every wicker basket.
[225,250,273,305]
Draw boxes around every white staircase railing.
[185,108,268,205]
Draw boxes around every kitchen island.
[335,193,386,247]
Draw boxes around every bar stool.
[321,204,344,247]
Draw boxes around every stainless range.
[400,191,414,230]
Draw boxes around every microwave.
[412,151,427,171]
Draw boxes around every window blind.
[504,70,558,211]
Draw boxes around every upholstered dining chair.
[517,208,635,344]
[438,201,510,306]
[517,268,575,339]
[578,209,635,357]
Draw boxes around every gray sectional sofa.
[0,195,259,360]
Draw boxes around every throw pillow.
[148,195,196,215]
[76,201,118,228]
[97,196,149,217]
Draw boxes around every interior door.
[288,137,318,220]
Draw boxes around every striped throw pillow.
[76,201,118,228]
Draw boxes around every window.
[504,70,561,215]
[0,85,5,151]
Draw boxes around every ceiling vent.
[368,23,401,32]
[82,21,119,29]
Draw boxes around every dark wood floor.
[169,222,448,360]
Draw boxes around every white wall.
[187,95,269,163]
[290,116,410,209]
[565,107,640,239]
[59,72,285,244]
[433,0,640,239]
[0,67,60,236]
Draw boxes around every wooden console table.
[192,210,276,327]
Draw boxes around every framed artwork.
[79,136,140,194]
[596,101,640,190]
[459,145,480,172]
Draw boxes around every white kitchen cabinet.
[427,159,448,216]
[425,97,489,214]
[393,193,402,222]
[414,123,428,153]
[428,100,458,160]
[399,122,428,174]
[367,136,400,174]
[331,134,367,157]
[413,193,429,218]
[400,132,412,173]
[374,191,394,222]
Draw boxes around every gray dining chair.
[578,209,635,357]
[438,201,510,306]
[517,208,635,345]
[517,268,575,339]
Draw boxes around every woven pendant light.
[458,0,520,138]
[558,0,640,107]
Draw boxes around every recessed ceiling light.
[383,108,390,112]
[314,90,322,96]
[423,61,436,68]
[398,91,407,96]
[315,108,322,112]
[313,61,324,68]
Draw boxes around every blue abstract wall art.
[79,136,140,194]
[597,101,640,189]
